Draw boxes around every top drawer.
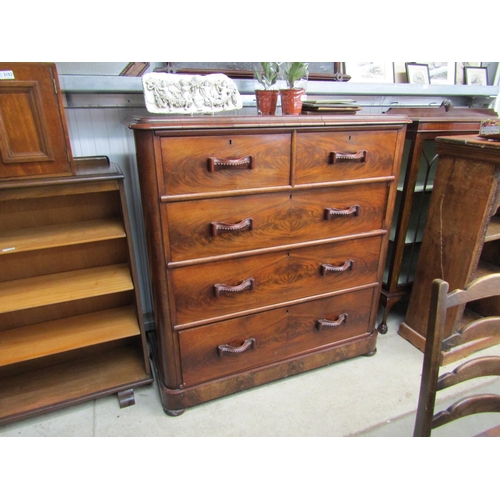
[159,133,291,196]
[295,130,398,185]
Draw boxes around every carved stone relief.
[141,73,242,114]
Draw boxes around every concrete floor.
[1,300,500,438]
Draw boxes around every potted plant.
[254,62,280,115]
[280,62,309,115]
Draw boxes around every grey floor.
[1,299,500,438]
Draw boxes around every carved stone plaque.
[142,73,242,114]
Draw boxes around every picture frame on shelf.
[455,62,481,84]
[423,62,455,84]
[344,62,394,83]
[465,66,488,85]
[405,63,430,84]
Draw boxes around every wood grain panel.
[179,287,375,386]
[0,62,73,178]
[295,129,398,184]
[166,183,388,262]
[172,237,382,325]
[160,133,291,195]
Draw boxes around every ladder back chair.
[413,274,500,437]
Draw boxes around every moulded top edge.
[129,114,411,131]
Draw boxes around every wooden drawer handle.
[317,313,348,331]
[211,218,253,236]
[214,278,255,297]
[329,150,367,163]
[321,260,354,276]
[324,205,359,219]
[207,155,254,172]
[218,338,256,358]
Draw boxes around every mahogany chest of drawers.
[130,114,408,415]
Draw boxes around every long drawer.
[171,236,382,326]
[178,286,376,386]
[295,130,398,184]
[159,133,291,195]
[165,183,388,262]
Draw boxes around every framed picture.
[465,66,488,85]
[455,62,481,84]
[344,62,394,83]
[405,63,430,84]
[422,62,455,84]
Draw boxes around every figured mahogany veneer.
[130,114,409,415]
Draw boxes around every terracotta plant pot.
[280,88,305,115]
[255,90,279,116]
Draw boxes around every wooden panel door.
[0,62,74,179]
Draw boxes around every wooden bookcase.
[0,158,153,424]
[399,135,500,364]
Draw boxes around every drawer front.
[179,287,375,386]
[295,130,398,185]
[159,134,291,195]
[166,183,388,262]
[171,236,382,326]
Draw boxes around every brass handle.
[329,150,366,163]
[324,205,359,219]
[207,155,254,172]
[317,313,348,331]
[218,338,256,357]
[321,260,354,276]
[211,218,253,236]
[214,278,255,297]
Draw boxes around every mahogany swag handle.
[329,150,367,164]
[214,278,255,297]
[324,205,359,219]
[211,218,253,236]
[207,155,254,172]
[317,313,348,331]
[218,338,256,358]
[321,260,354,276]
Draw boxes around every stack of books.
[301,100,361,115]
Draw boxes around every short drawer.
[171,236,382,326]
[178,286,375,386]
[165,183,388,262]
[295,130,398,185]
[159,133,291,196]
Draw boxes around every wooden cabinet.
[0,158,153,424]
[399,135,500,364]
[0,62,74,179]
[131,115,408,415]
[377,107,497,334]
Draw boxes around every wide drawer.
[171,236,382,326]
[295,130,398,185]
[165,183,388,262]
[159,133,291,196]
[178,286,376,386]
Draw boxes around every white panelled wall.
[65,106,154,326]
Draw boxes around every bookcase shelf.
[0,218,125,254]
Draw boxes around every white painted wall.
[65,106,154,323]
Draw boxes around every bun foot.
[164,407,186,417]
[363,348,377,357]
